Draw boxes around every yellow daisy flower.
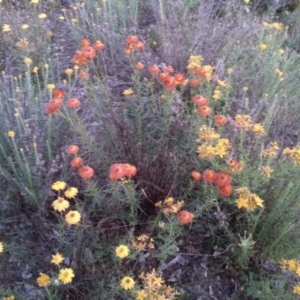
[37,273,51,287]
[52,197,70,212]
[58,268,75,284]
[0,242,4,253]
[38,13,47,19]
[51,181,66,191]
[7,131,15,138]
[65,210,81,225]
[64,187,78,199]
[51,252,64,265]
[120,276,135,290]
[115,245,130,259]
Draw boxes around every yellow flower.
[65,210,81,225]
[65,68,73,76]
[71,18,78,23]
[251,123,265,135]
[21,24,29,29]
[212,89,222,100]
[123,88,134,96]
[217,80,230,89]
[3,297,15,300]
[294,285,300,295]
[0,242,3,253]
[38,13,47,19]
[278,49,285,55]
[244,0,250,3]
[51,252,64,265]
[261,166,273,178]
[120,276,135,290]
[37,273,51,287]
[235,188,264,211]
[47,84,55,90]
[227,68,233,74]
[58,268,75,284]
[64,187,78,198]
[7,131,15,138]
[44,63,49,69]
[115,245,130,259]
[52,197,70,212]
[31,0,39,3]
[243,86,248,92]
[24,57,32,66]
[259,44,267,51]
[3,24,11,32]
[272,22,282,31]
[235,114,253,129]
[198,125,220,142]
[58,15,65,20]
[32,66,39,73]
[135,290,147,300]
[261,141,279,157]
[51,181,66,191]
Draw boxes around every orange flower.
[178,210,194,224]
[215,172,231,187]
[214,115,227,126]
[191,171,201,181]
[192,95,208,106]
[123,164,137,178]
[159,72,169,83]
[125,35,139,45]
[203,169,216,183]
[67,98,81,108]
[135,41,144,51]
[174,73,186,84]
[46,98,63,114]
[218,185,232,197]
[189,78,200,86]
[135,62,144,70]
[81,46,96,59]
[70,157,83,167]
[80,39,91,48]
[149,65,160,75]
[77,70,89,79]
[53,89,64,99]
[78,166,94,179]
[67,145,79,155]
[72,51,89,65]
[93,40,105,50]
[197,106,212,117]
[165,66,174,74]
[228,159,244,172]
[109,163,126,180]
[163,76,176,90]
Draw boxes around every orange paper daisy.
[178,210,194,224]
[66,145,79,155]
[78,166,94,179]
[46,98,63,114]
[67,98,81,108]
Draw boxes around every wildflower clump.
[279,259,300,276]
[131,235,155,252]
[261,141,279,157]
[235,187,264,211]
[283,146,300,164]
[155,197,184,215]
[136,269,180,299]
